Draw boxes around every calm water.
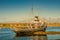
[0,26,60,40]
[15,35,60,40]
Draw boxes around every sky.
[0,0,60,22]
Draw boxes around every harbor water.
[0,26,60,40]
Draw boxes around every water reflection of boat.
[33,35,47,40]
[15,35,48,40]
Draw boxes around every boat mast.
[31,0,40,19]
[32,3,34,18]
[38,0,40,18]
[31,0,34,19]
[30,0,34,20]
[38,6,40,18]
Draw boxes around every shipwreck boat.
[12,1,47,36]
[13,16,47,36]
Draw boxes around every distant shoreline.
[0,23,60,27]
[47,23,60,27]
